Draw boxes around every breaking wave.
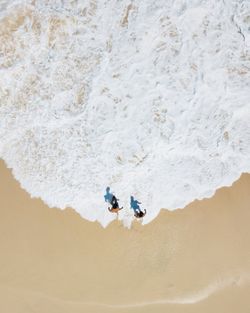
[0,0,250,226]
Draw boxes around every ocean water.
[0,0,249,227]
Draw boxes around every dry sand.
[0,158,250,313]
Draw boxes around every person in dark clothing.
[104,187,123,212]
[110,195,119,209]
[130,196,146,218]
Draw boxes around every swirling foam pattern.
[0,0,250,226]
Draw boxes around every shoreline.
[0,159,250,312]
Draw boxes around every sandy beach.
[1,2,250,312]
[0,158,250,312]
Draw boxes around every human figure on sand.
[130,196,146,218]
[104,187,123,213]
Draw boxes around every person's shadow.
[104,187,113,203]
[130,196,146,218]
[105,187,123,213]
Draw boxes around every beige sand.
[0,159,250,313]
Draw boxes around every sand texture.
[0,158,250,312]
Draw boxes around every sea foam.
[0,0,250,226]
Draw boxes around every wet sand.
[0,159,250,312]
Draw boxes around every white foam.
[12,271,250,307]
[104,272,250,307]
[0,0,250,226]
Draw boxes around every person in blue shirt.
[104,187,122,211]
[130,196,146,218]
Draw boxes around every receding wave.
[0,0,250,226]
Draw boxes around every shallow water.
[0,0,250,226]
